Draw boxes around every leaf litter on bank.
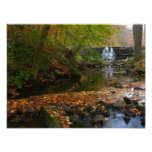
[7,81,145,127]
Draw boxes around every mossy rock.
[41,106,62,128]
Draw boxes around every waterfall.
[101,47,115,62]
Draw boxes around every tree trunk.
[32,25,50,80]
[133,24,142,61]
[64,28,68,51]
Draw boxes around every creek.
[8,61,145,128]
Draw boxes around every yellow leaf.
[104,117,109,120]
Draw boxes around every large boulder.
[41,106,62,128]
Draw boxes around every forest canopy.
[7,24,116,88]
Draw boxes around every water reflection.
[101,66,114,78]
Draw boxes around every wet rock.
[79,112,86,119]
[61,104,70,111]
[31,111,39,118]
[16,114,26,124]
[133,100,138,105]
[7,112,18,121]
[123,116,131,124]
[104,111,110,117]
[70,116,92,128]
[85,106,93,112]
[112,102,124,109]
[61,104,74,116]
[124,109,136,117]
[71,106,79,110]
[70,106,81,114]
[70,115,79,122]
[97,101,110,109]
[89,111,97,117]
[50,103,58,106]
[95,65,101,68]
[94,122,102,128]
[83,115,92,127]
[124,97,132,104]
[126,104,133,109]
[65,110,74,116]
[91,115,104,124]
[95,107,104,115]
[141,118,145,127]
[25,111,39,118]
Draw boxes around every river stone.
[97,101,109,109]
[126,104,133,109]
[16,114,26,124]
[70,116,92,128]
[124,109,136,117]
[95,107,104,115]
[7,112,18,121]
[95,65,100,68]
[94,123,102,128]
[140,118,145,127]
[61,104,74,116]
[91,115,104,123]
[79,112,86,119]
[123,116,131,124]
[29,111,39,118]
[112,102,124,109]
[61,104,70,111]
[124,97,132,104]
[133,100,138,105]
[70,115,79,122]
[85,106,93,112]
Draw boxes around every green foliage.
[7,24,116,88]
[40,52,52,71]
[8,69,31,88]
[80,48,107,64]
[127,56,135,67]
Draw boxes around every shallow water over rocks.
[8,59,145,128]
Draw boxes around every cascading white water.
[101,47,115,62]
[102,47,109,61]
[109,47,115,61]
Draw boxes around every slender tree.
[133,24,142,61]
[32,25,50,80]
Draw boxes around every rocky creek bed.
[7,83,145,128]
[7,59,145,128]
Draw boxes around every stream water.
[8,62,145,128]
[103,109,144,128]
[17,65,134,98]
